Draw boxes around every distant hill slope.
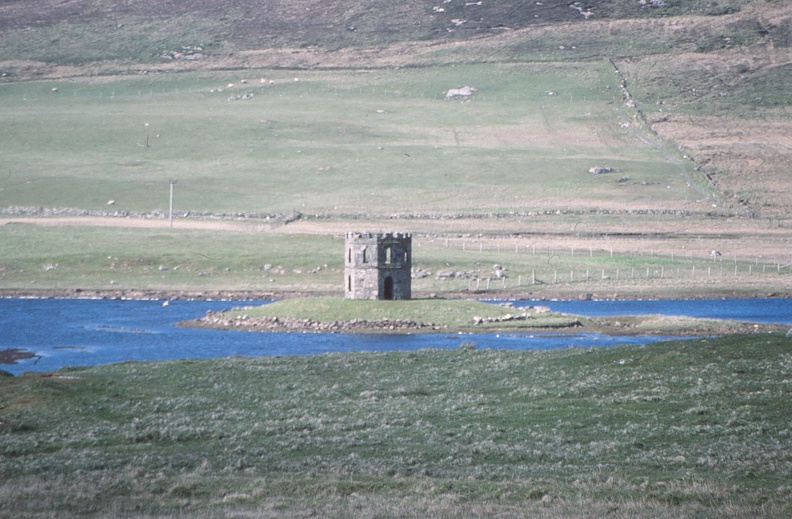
[0,0,789,218]
[0,0,767,66]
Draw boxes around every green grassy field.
[0,224,341,292]
[2,334,791,518]
[0,63,710,216]
[2,222,789,298]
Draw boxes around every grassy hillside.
[2,334,791,517]
[0,62,711,215]
[0,0,790,297]
[0,0,761,65]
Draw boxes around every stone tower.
[345,232,412,300]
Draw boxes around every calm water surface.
[2,298,790,375]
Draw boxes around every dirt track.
[5,212,792,262]
[2,216,257,232]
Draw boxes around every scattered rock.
[436,268,457,279]
[638,0,666,7]
[473,312,531,325]
[445,86,478,99]
[228,92,254,101]
[193,314,443,333]
[161,46,205,61]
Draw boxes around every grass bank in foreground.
[2,335,791,517]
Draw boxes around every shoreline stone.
[191,314,445,333]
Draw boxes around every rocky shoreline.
[188,313,445,333]
[185,312,788,336]
[0,288,320,301]
[2,288,787,302]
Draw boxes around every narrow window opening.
[348,275,352,292]
[385,246,392,264]
[362,247,368,263]
[348,248,351,263]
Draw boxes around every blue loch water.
[1,298,790,375]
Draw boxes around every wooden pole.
[169,179,176,229]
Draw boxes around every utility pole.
[169,179,177,229]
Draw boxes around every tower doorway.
[383,276,394,300]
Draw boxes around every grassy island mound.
[186,297,789,335]
[188,297,582,333]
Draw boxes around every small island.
[181,233,788,336]
[183,297,787,336]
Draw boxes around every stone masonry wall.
[345,232,411,300]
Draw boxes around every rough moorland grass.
[0,0,757,65]
[1,334,791,517]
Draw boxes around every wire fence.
[416,237,792,291]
